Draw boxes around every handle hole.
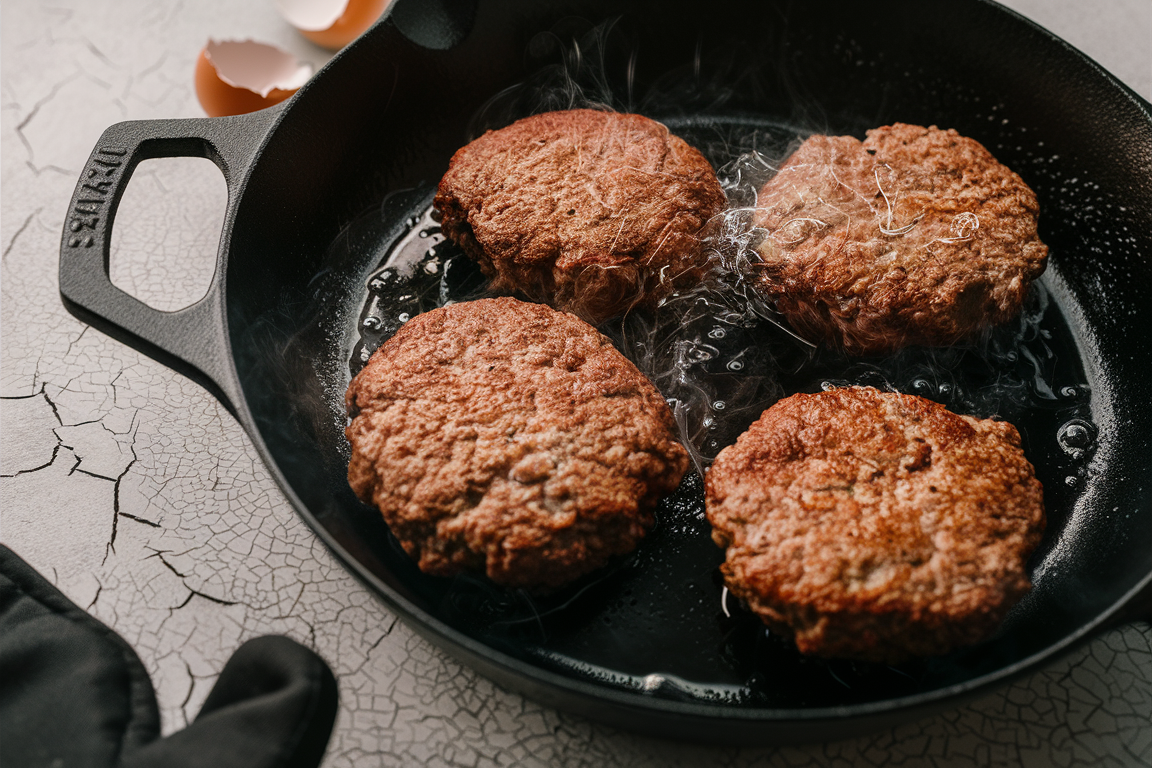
[109,157,226,312]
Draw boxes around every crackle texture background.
[2,1,1150,766]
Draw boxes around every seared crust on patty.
[435,109,727,324]
[345,297,689,590]
[706,386,1045,663]
[755,124,1048,354]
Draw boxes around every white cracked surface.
[2,1,1150,766]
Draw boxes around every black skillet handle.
[58,107,281,417]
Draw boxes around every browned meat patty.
[706,386,1045,663]
[434,109,727,324]
[345,297,690,590]
[755,123,1048,355]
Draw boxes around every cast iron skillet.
[59,0,1152,744]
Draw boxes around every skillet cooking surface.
[298,109,1097,707]
[62,0,1152,743]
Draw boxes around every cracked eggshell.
[277,0,390,50]
[194,39,313,117]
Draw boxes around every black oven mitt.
[0,545,339,768]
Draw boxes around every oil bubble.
[726,360,745,371]
[912,379,934,396]
[1060,386,1079,398]
[708,327,727,340]
[398,312,411,323]
[362,316,382,330]
[712,401,726,411]
[1057,419,1096,459]
[368,269,398,292]
[684,343,718,364]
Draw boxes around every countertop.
[2,1,1150,765]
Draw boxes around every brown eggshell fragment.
[277,0,390,50]
[194,39,312,118]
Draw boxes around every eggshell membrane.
[194,41,310,118]
[282,0,390,50]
